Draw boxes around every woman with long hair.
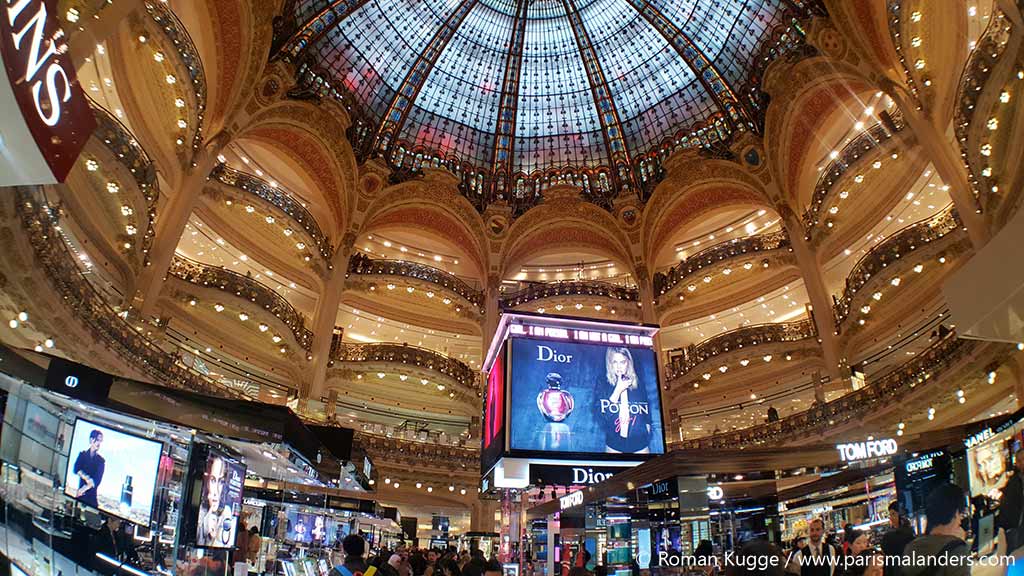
[601,347,652,454]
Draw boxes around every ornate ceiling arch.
[641,154,774,266]
[173,0,281,136]
[500,189,635,279]
[237,100,359,238]
[359,173,490,280]
[762,56,874,205]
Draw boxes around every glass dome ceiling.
[279,0,806,207]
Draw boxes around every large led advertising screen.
[508,336,665,455]
[63,418,163,525]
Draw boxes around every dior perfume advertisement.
[508,337,665,455]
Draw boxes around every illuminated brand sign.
[0,0,95,184]
[836,438,898,462]
[559,490,583,510]
[965,428,995,448]
[510,323,654,347]
[63,375,78,388]
[708,485,724,500]
[529,464,620,486]
[906,457,934,473]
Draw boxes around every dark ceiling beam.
[275,0,372,62]
[489,0,530,198]
[559,0,636,193]
[374,0,481,153]
[623,0,753,131]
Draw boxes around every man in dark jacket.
[901,483,969,576]
[798,518,837,576]
[997,448,1024,552]
[880,501,915,576]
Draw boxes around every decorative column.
[778,207,846,384]
[68,0,146,69]
[481,274,502,355]
[470,498,498,533]
[882,82,990,249]
[308,233,356,401]
[131,133,230,316]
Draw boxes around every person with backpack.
[333,535,376,576]
[900,483,969,576]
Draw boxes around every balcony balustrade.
[347,253,483,307]
[168,255,315,351]
[833,207,962,328]
[654,231,791,297]
[665,318,817,381]
[14,191,234,398]
[211,164,334,262]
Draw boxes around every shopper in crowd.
[998,447,1024,552]
[797,518,837,576]
[333,534,373,576]
[692,540,717,575]
[784,537,806,575]
[425,549,440,576]
[879,502,913,576]
[767,406,780,422]
[458,551,471,570]
[90,515,123,575]
[724,539,785,576]
[391,555,408,576]
[438,559,461,576]
[462,550,486,576]
[248,526,261,564]
[235,518,249,565]
[900,483,969,576]
[568,567,590,576]
[840,526,857,556]
[483,560,503,576]
[410,551,428,576]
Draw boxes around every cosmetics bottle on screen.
[120,476,133,513]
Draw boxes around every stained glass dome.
[277,0,808,207]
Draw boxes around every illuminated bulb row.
[697,354,792,383]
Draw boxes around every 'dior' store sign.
[1,0,95,185]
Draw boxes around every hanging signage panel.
[0,0,96,184]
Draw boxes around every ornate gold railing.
[833,206,961,328]
[654,231,791,296]
[168,255,314,351]
[802,121,902,235]
[357,431,478,469]
[347,253,483,307]
[144,0,208,154]
[676,334,976,449]
[500,279,639,309]
[14,190,237,398]
[665,318,817,381]
[954,9,1013,206]
[211,164,333,261]
[88,100,159,265]
[330,342,477,390]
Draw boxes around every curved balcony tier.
[89,102,160,267]
[168,255,314,351]
[676,334,986,449]
[347,253,483,309]
[802,119,904,240]
[13,190,234,398]
[654,232,792,298]
[211,164,333,262]
[665,319,818,383]
[143,0,208,153]
[500,280,639,310]
[330,342,477,392]
[954,9,1014,210]
[833,207,964,329]
[356,432,479,470]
